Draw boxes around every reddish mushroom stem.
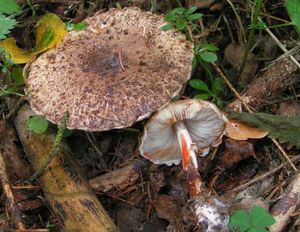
[175,121,204,196]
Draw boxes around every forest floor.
[0,0,299,231]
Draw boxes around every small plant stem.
[212,62,298,172]
[238,0,264,78]
[175,0,183,7]
[225,0,246,42]
[28,112,69,182]
[266,22,294,29]
[26,0,36,16]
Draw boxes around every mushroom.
[26,8,193,131]
[139,99,227,172]
[139,99,231,231]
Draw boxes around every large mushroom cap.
[27,7,193,131]
[139,99,227,166]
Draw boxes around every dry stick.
[211,62,298,172]
[264,26,300,70]
[227,156,300,193]
[85,132,107,170]
[118,48,126,71]
[0,153,25,230]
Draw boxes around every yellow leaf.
[35,13,67,52]
[225,119,268,140]
[0,38,35,64]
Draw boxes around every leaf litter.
[0,1,299,231]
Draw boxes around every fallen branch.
[213,62,298,171]
[269,172,300,232]
[227,156,300,193]
[14,104,117,232]
[0,153,25,230]
[89,161,145,193]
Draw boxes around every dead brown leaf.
[220,138,255,168]
[225,118,268,140]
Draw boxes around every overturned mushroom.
[139,99,227,172]
[26,8,194,131]
[139,99,231,231]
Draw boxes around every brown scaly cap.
[27,7,194,131]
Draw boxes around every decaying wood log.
[0,153,26,230]
[229,58,299,111]
[269,172,300,232]
[14,104,117,232]
[89,161,145,193]
[0,120,32,180]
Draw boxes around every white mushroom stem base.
[175,121,198,171]
[175,121,204,196]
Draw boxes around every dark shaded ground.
[0,0,300,231]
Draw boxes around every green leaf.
[211,78,223,93]
[176,16,186,30]
[35,13,68,52]
[0,15,17,40]
[160,24,174,31]
[187,13,203,21]
[229,112,300,147]
[164,14,176,22]
[286,0,300,32]
[204,43,219,52]
[248,20,267,30]
[26,116,49,134]
[11,66,24,86]
[186,6,198,15]
[199,51,217,62]
[193,93,210,100]
[169,7,185,16]
[35,27,55,52]
[0,0,21,14]
[189,79,209,91]
[229,209,251,232]
[248,229,268,232]
[250,206,276,228]
[73,21,88,31]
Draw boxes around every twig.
[28,112,69,182]
[264,26,300,70]
[85,132,107,170]
[212,62,298,171]
[118,48,126,71]
[0,153,25,230]
[227,156,300,193]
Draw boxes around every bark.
[0,120,32,180]
[14,104,117,232]
[269,172,300,232]
[89,161,145,193]
[228,58,299,111]
[0,153,25,230]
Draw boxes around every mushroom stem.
[175,121,204,196]
[175,121,198,171]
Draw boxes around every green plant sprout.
[26,116,49,134]
[65,20,88,32]
[0,0,21,40]
[229,206,275,232]
[194,43,219,63]
[189,77,223,106]
[161,6,203,37]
